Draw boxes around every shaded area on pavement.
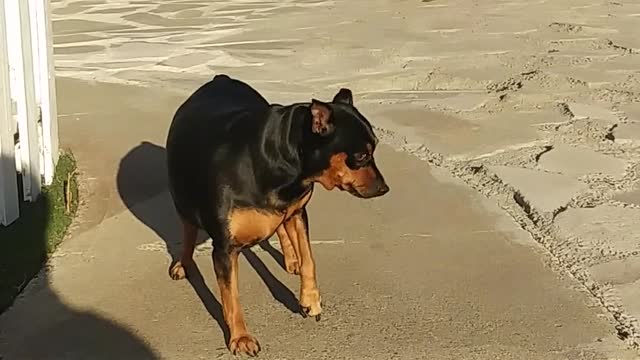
[0,161,158,359]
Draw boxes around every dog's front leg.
[291,208,322,320]
[212,246,261,356]
[276,225,300,275]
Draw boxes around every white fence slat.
[28,0,41,105]
[32,0,58,185]
[5,0,41,201]
[0,0,20,226]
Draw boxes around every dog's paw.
[299,290,322,321]
[169,261,187,280]
[230,334,261,357]
[284,258,300,275]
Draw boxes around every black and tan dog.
[166,74,389,356]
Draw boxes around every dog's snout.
[377,182,390,195]
[359,179,389,198]
[365,164,389,198]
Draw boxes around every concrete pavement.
[2,0,640,358]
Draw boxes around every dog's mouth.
[338,183,365,198]
[338,182,389,199]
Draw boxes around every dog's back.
[179,74,269,116]
[168,75,270,145]
[166,75,271,225]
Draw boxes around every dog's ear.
[332,88,353,106]
[310,99,335,136]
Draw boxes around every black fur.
[165,74,389,355]
[166,74,387,250]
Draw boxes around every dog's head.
[303,88,389,199]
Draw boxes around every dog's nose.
[377,183,389,195]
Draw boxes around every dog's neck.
[257,103,315,204]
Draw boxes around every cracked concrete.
[2,0,640,358]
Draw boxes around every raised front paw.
[230,333,261,357]
[284,257,300,275]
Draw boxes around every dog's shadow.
[116,141,299,343]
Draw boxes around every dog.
[165,74,389,356]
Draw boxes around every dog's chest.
[227,190,312,247]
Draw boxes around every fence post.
[4,0,41,201]
[0,0,20,226]
[31,0,58,185]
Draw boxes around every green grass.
[0,152,79,313]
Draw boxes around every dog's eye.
[354,153,370,162]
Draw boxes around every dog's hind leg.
[169,218,198,280]
[276,225,300,274]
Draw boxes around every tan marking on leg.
[291,212,322,319]
[170,219,197,280]
[276,225,300,275]
[279,189,313,273]
[214,251,261,356]
[284,219,302,266]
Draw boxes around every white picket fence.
[0,0,59,226]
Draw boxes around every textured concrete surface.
[538,144,628,178]
[614,123,640,144]
[489,166,587,214]
[567,103,620,124]
[556,206,640,256]
[614,187,640,207]
[2,0,640,358]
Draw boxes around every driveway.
[1,0,639,359]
